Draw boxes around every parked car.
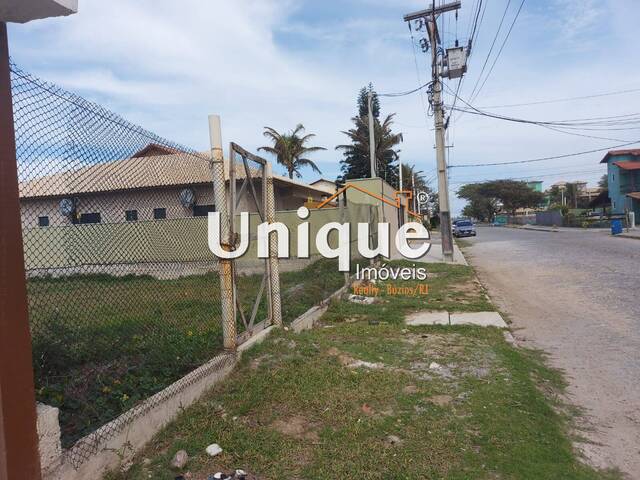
[453,219,477,237]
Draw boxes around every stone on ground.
[170,449,188,469]
[206,443,223,457]
[405,311,449,326]
[348,294,376,305]
[450,312,507,328]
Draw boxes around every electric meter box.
[445,47,467,79]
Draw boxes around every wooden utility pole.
[404,1,460,262]
[0,22,43,480]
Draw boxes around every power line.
[407,21,431,124]
[466,0,512,103]
[450,168,605,184]
[480,87,640,109]
[378,81,432,98]
[449,104,640,128]
[443,84,640,128]
[449,139,640,168]
[470,0,526,103]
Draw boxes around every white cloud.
[8,0,640,214]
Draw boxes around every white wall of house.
[20,181,325,229]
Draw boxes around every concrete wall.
[20,180,325,229]
[343,178,404,259]
[37,354,237,480]
[22,203,378,274]
[21,185,216,228]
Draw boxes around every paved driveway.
[463,227,640,478]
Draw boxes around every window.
[79,212,101,224]
[125,210,138,222]
[153,208,167,220]
[38,216,49,227]
[192,204,215,217]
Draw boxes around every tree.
[458,180,544,218]
[357,83,380,118]
[259,124,325,179]
[598,174,608,190]
[564,182,580,209]
[480,180,545,215]
[457,183,499,222]
[396,163,437,215]
[336,85,402,185]
[548,185,564,207]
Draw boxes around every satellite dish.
[59,198,75,216]
[179,188,196,208]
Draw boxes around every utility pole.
[412,173,417,211]
[404,1,460,262]
[368,91,376,178]
[399,161,403,191]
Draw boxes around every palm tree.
[336,113,403,184]
[258,124,325,179]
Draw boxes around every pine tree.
[336,84,402,185]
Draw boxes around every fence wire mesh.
[10,61,229,466]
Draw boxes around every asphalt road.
[463,227,640,478]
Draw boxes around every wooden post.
[0,22,43,480]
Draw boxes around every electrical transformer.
[445,46,467,79]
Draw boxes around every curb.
[616,234,640,241]
[290,280,354,333]
[505,225,559,233]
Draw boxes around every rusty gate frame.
[228,142,282,344]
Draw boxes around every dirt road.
[464,226,640,478]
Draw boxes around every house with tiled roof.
[600,149,640,218]
[19,144,329,228]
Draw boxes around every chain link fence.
[11,61,229,465]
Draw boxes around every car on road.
[453,219,477,237]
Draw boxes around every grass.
[28,258,349,447]
[105,261,619,480]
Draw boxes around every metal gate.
[228,142,282,344]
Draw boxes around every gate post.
[0,22,43,480]
[208,115,236,350]
[264,163,283,326]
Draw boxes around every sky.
[8,0,640,214]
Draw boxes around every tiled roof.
[613,161,640,171]
[600,149,640,163]
[19,152,328,199]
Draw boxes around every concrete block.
[36,403,62,478]
[238,326,275,353]
[450,312,507,328]
[59,353,236,480]
[405,311,450,326]
[291,305,328,333]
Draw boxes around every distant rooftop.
[600,149,640,164]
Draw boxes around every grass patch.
[106,262,617,480]
[29,258,349,446]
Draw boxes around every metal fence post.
[339,191,351,286]
[264,162,282,326]
[0,22,43,480]
[208,115,236,350]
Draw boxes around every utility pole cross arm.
[403,1,461,22]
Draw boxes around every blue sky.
[8,0,640,214]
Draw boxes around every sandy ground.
[463,226,640,478]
